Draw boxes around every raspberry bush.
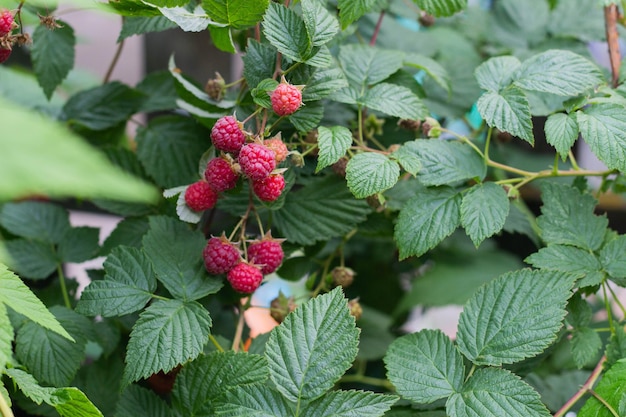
[3,1,626,416]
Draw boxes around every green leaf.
[32,21,75,99]
[5,368,54,405]
[15,306,90,386]
[316,126,353,172]
[262,3,311,63]
[300,390,398,417]
[0,264,72,340]
[338,45,405,88]
[288,100,324,132]
[447,368,551,417]
[142,216,222,300]
[136,70,178,112]
[579,360,626,417]
[100,217,150,255]
[0,303,12,370]
[513,50,603,96]
[475,56,521,92]
[202,0,268,29]
[548,0,605,42]
[242,40,277,88]
[136,115,212,188]
[337,0,378,29]
[606,327,626,367]
[265,287,359,403]
[385,329,464,404]
[301,0,338,46]
[477,85,534,144]
[122,299,212,386]
[116,385,172,417]
[536,182,607,251]
[395,187,461,259]
[571,327,602,368]
[4,239,59,279]
[360,83,427,120]
[413,0,467,17]
[61,82,145,130]
[346,153,400,199]
[119,16,178,41]
[404,53,451,94]
[461,183,509,247]
[525,244,601,281]
[76,246,156,317]
[208,26,236,53]
[0,201,70,243]
[456,269,574,366]
[391,145,421,176]
[57,227,100,263]
[544,113,579,160]
[273,176,371,245]
[157,5,224,32]
[577,103,626,172]
[301,67,349,102]
[171,351,269,416]
[600,235,626,280]
[214,384,294,417]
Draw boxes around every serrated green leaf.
[391,145,421,176]
[136,70,178,112]
[273,175,371,245]
[61,82,145,130]
[16,306,90,386]
[543,115,578,162]
[4,368,53,405]
[447,368,551,417]
[577,103,626,172]
[607,327,626,367]
[4,239,59,280]
[395,187,461,259]
[536,182,607,251]
[525,245,601,281]
[119,16,178,41]
[477,85,534,144]
[172,351,269,416]
[548,0,605,42]
[0,303,12,370]
[457,269,574,366]
[265,287,359,403]
[404,53,451,94]
[32,22,75,99]
[579,360,626,417]
[338,44,405,89]
[136,115,212,188]
[600,235,626,280]
[50,387,104,417]
[0,201,70,243]
[202,0,268,29]
[571,327,602,368]
[142,216,222,300]
[316,126,352,172]
[513,50,603,96]
[475,56,521,92]
[208,26,236,53]
[461,183,509,246]
[100,217,150,255]
[116,385,172,417]
[302,0,339,46]
[302,67,349,102]
[157,5,224,32]
[402,140,486,186]
[214,384,294,416]
[385,330,464,404]
[288,101,324,132]
[337,0,378,29]
[242,40,277,88]
[346,153,400,198]
[57,227,100,263]
[567,293,593,328]
[360,83,427,120]
[300,390,398,417]
[0,264,72,340]
[122,299,212,386]
[262,3,311,63]
[413,0,467,17]
[76,246,156,317]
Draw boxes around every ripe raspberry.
[184,180,218,211]
[211,116,246,154]
[270,80,302,116]
[203,236,241,275]
[227,262,263,293]
[238,143,276,180]
[263,137,289,163]
[0,47,10,64]
[204,157,239,192]
[252,174,285,202]
[247,237,284,275]
[0,10,14,36]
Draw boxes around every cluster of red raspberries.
[203,232,284,294]
[0,10,16,64]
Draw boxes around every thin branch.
[554,356,606,417]
[605,3,621,87]
[369,11,385,46]
[103,37,125,84]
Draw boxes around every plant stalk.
[554,355,606,417]
[605,3,621,88]
[0,393,13,417]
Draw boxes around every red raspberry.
[252,174,285,202]
[263,137,288,163]
[227,262,263,293]
[238,143,276,180]
[184,180,218,211]
[247,236,284,275]
[0,47,10,64]
[0,10,14,36]
[270,81,303,116]
[204,157,239,192]
[203,236,241,275]
[211,116,246,154]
